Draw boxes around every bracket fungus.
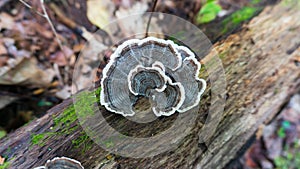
[33,157,84,169]
[100,37,206,117]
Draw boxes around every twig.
[19,0,44,17]
[18,0,67,85]
[19,0,62,48]
[39,0,64,54]
[145,0,158,38]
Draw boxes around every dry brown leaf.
[0,57,55,87]
[73,43,85,53]
[50,51,67,66]
[50,46,74,66]
[0,41,7,55]
[0,12,15,30]
[0,56,8,67]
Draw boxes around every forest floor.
[0,0,299,168]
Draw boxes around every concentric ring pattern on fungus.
[100,37,206,117]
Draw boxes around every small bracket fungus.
[33,157,84,169]
[100,37,206,117]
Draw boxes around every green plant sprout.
[196,0,222,24]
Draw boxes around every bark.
[1,1,300,169]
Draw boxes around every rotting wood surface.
[0,1,300,169]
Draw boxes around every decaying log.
[1,1,300,169]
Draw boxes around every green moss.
[72,131,93,153]
[53,105,77,128]
[53,89,99,131]
[95,87,102,98]
[103,139,114,148]
[219,50,229,59]
[30,132,56,146]
[231,7,257,24]
[31,133,46,146]
[274,139,300,169]
[57,89,100,152]
[222,7,260,34]
[53,88,101,127]
[0,161,10,169]
[30,87,101,151]
[74,90,97,120]
[282,0,300,7]
[198,64,207,77]
[251,0,261,5]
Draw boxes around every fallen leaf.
[18,111,33,122]
[244,141,263,168]
[0,41,7,55]
[50,80,60,87]
[115,2,149,37]
[0,12,15,30]
[73,43,85,53]
[2,38,31,58]
[0,57,55,87]
[50,46,74,66]
[0,156,5,165]
[33,88,45,95]
[72,39,107,91]
[55,86,71,99]
[87,0,112,29]
[50,51,67,66]
[0,56,8,67]
[0,95,17,110]
[113,0,133,8]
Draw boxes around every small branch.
[145,0,158,38]
[18,0,68,85]
[19,0,44,17]
[39,0,64,53]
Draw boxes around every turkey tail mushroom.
[33,157,84,169]
[100,37,206,117]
